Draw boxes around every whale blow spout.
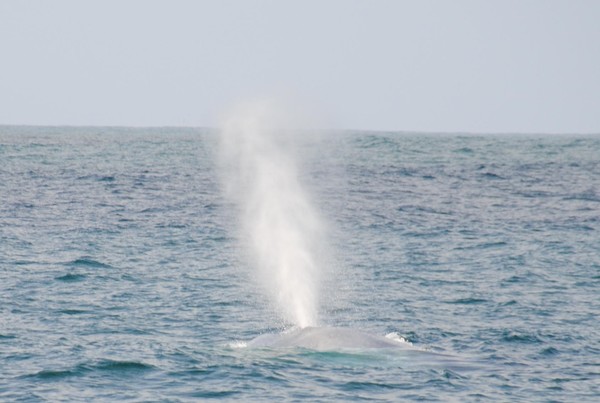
[220,102,326,328]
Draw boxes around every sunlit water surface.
[1,127,599,401]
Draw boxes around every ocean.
[1,125,599,401]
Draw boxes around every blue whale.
[247,326,411,350]
[244,326,482,372]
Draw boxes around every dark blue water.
[1,126,599,401]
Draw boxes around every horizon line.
[0,123,599,137]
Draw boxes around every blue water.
[1,126,599,401]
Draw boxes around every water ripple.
[1,127,599,401]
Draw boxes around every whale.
[243,326,483,372]
[246,326,412,351]
[238,327,486,372]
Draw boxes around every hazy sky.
[1,0,599,133]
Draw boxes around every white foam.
[227,341,248,349]
[385,332,413,345]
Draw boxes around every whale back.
[247,327,409,350]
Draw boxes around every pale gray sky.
[1,0,599,133]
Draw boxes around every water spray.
[219,102,325,328]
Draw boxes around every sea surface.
[1,126,599,401]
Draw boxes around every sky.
[1,0,599,133]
